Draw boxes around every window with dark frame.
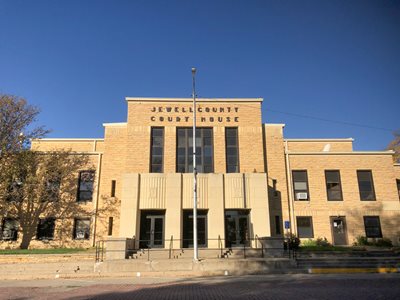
[44,173,61,202]
[108,217,113,236]
[272,179,278,197]
[37,218,55,240]
[73,218,90,240]
[363,216,382,238]
[357,170,376,201]
[296,216,314,238]
[77,171,95,202]
[292,170,309,201]
[150,127,164,173]
[6,180,23,202]
[1,218,19,241]
[325,170,343,201]
[176,128,213,173]
[225,127,239,173]
[397,179,400,200]
[111,180,116,197]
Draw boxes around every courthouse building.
[2,97,400,248]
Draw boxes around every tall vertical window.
[150,127,164,173]
[292,170,309,201]
[363,216,382,238]
[176,128,213,173]
[397,179,400,200]
[325,170,343,201]
[357,170,375,201]
[225,127,239,173]
[77,171,95,202]
[296,216,314,238]
[37,218,55,240]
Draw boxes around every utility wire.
[265,108,395,132]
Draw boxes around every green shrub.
[375,238,393,247]
[315,237,331,247]
[353,236,370,246]
[284,234,300,250]
[353,236,393,247]
[302,239,318,247]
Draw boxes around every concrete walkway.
[0,274,399,299]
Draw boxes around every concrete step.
[129,248,230,260]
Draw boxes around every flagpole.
[191,67,198,261]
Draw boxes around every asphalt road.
[0,273,399,299]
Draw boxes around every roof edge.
[125,97,263,103]
[284,138,354,142]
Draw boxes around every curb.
[309,267,400,274]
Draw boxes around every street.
[0,273,399,299]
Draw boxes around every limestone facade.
[2,97,399,248]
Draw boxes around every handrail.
[168,235,173,259]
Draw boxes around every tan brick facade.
[2,97,398,249]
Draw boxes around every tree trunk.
[19,231,34,249]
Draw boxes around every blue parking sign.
[284,221,290,229]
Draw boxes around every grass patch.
[0,248,93,255]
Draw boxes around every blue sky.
[0,0,399,150]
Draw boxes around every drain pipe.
[284,141,295,236]
[92,152,103,247]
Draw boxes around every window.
[292,170,309,200]
[37,218,55,240]
[43,174,61,201]
[150,127,164,173]
[363,216,382,238]
[397,179,400,200]
[6,180,23,202]
[272,179,278,197]
[357,170,375,201]
[108,217,113,236]
[73,218,90,240]
[176,128,213,173]
[296,216,313,238]
[111,180,116,197]
[225,127,239,173]
[1,218,19,241]
[77,171,95,202]
[325,170,343,201]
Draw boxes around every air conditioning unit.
[296,192,308,200]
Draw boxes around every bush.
[301,237,331,248]
[315,237,331,247]
[302,239,317,247]
[284,234,300,250]
[353,236,393,247]
[353,236,370,246]
[375,238,393,247]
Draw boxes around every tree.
[0,94,48,154]
[0,151,92,249]
[386,130,400,163]
[0,94,96,249]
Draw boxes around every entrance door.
[182,210,207,248]
[330,216,347,245]
[225,210,249,247]
[140,212,165,248]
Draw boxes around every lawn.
[0,248,93,255]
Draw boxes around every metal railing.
[96,236,293,262]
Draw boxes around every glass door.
[225,210,250,247]
[139,211,165,248]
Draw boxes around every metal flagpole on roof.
[191,67,199,261]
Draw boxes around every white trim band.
[125,97,263,103]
